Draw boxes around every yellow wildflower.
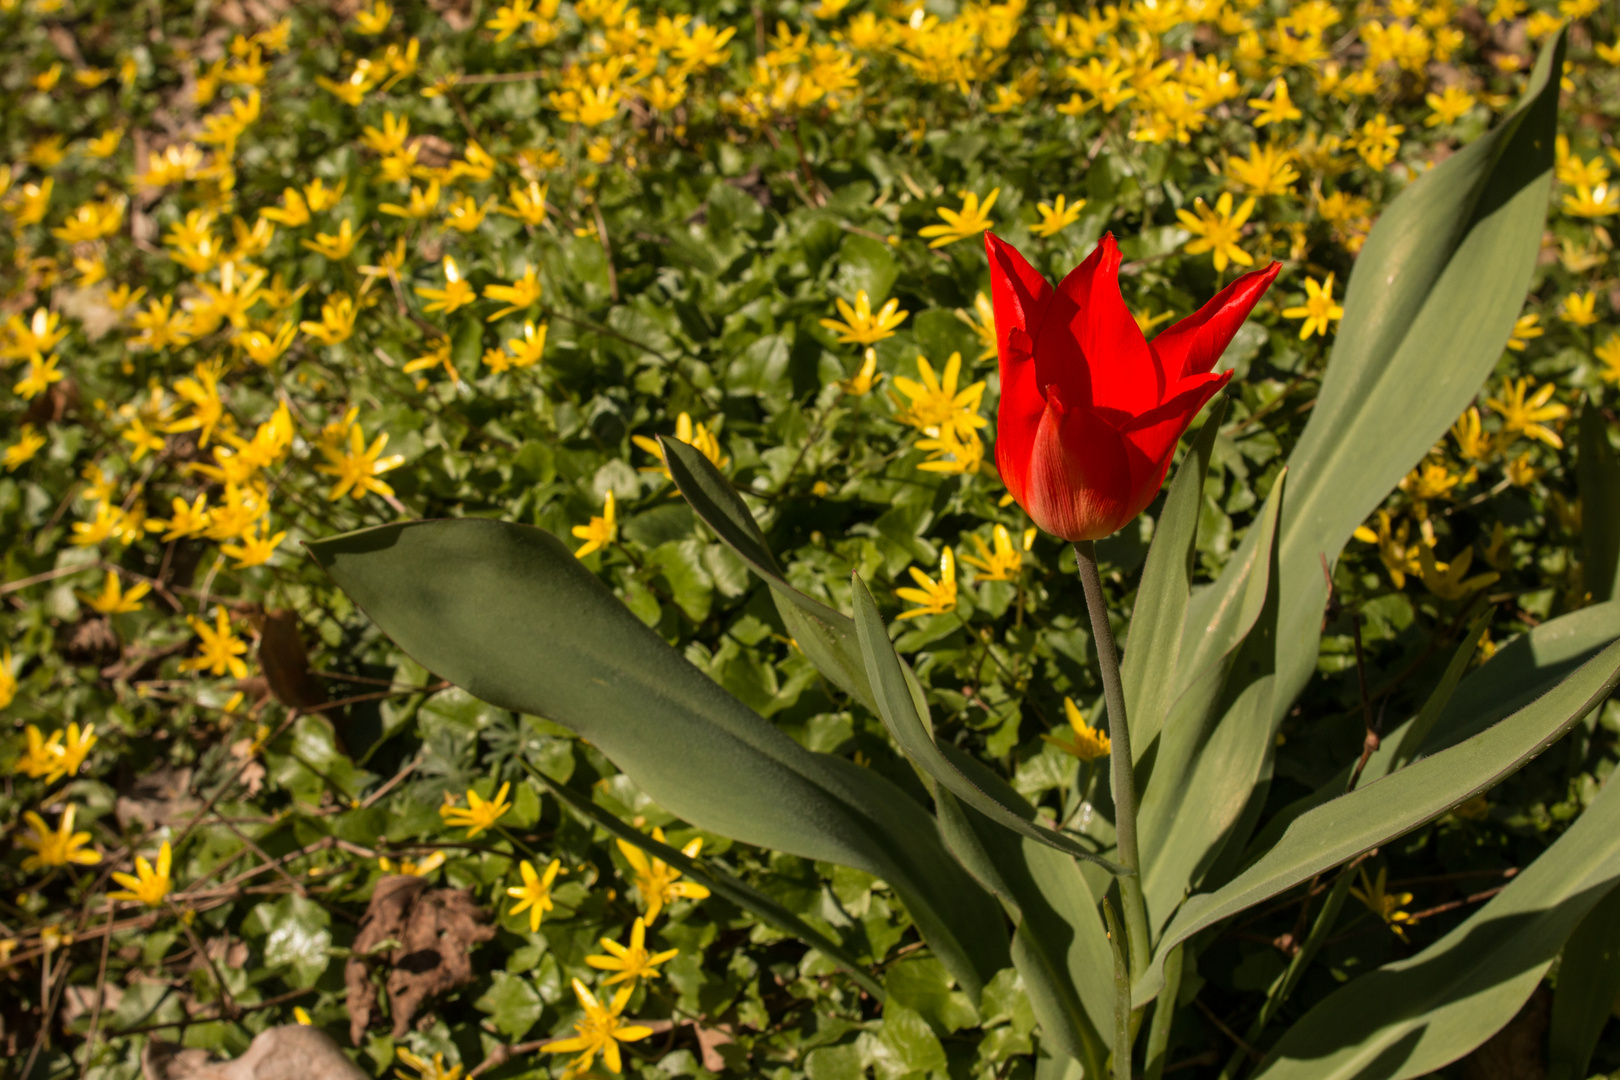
[1042,697,1112,761]
[820,290,908,345]
[1177,192,1256,272]
[507,858,563,931]
[318,421,405,501]
[1505,313,1542,352]
[1282,274,1343,339]
[301,218,357,260]
[1486,376,1568,449]
[439,781,514,838]
[81,571,150,614]
[890,352,988,441]
[4,426,48,472]
[483,265,542,320]
[416,255,477,315]
[896,548,957,619]
[919,188,999,248]
[110,842,173,906]
[959,524,1022,581]
[1418,545,1500,601]
[573,491,618,557]
[545,978,654,1075]
[587,917,678,986]
[616,828,709,922]
[1350,866,1417,940]
[20,805,101,871]
[838,347,883,396]
[633,413,729,478]
[1031,194,1085,238]
[1560,290,1599,327]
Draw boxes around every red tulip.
[986,232,1280,542]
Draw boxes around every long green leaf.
[307,519,1008,995]
[524,759,886,999]
[1547,883,1620,1080]
[1578,401,1620,604]
[1253,763,1620,1080]
[850,574,1127,873]
[1133,635,1620,1007]
[662,437,877,712]
[1255,30,1565,737]
[1120,397,1227,761]
[1138,472,1285,933]
[1242,601,1620,865]
[934,748,1113,1078]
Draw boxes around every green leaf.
[934,749,1112,1078]
[875,1004,948,1076]
[1578,402,1620,604]
[1137,470,1286,932]
[1253,754,1620,1080]
[1548,884,1620,1080]
[1121,397,1227,761]
[662,436,877,713]
[308,519,1007,996]
[1388,611,1491,769]
[851,573,1127,873]
[476,971,544,1039]
[1135,634,1620,1008]
[1259,29,1566,746]
[255,894,332,989]
[528,760,885,999]
[883,957,980,1035]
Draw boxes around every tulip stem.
[1073,540,1151,985]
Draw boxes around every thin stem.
[1073,541,1151,980]
[1142,942,1184,1080]
[1102,898,1133,1080]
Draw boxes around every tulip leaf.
[934,748,1112,1078]
[1252,762,1620,1080]
[524,759,886,1000]
[1120,396,1227,761]
[661,436,877,712]
[851,573,1128,874]
[1547,883,1620,1080]
[1137,470,1285,933]
[1241,601,1620,865]
[1259,30,1565,739]
[1578,402,1620,604]
[1134,635,1620,1008]
[307,519,1008,995]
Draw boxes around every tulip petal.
[986,233,1053,511]
[1120,370,1233,518]
[1036,233,1161,416]
[1023,386,1136,542]
[1151,261,1283,381]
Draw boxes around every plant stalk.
[1102,898,1133,1080]
[1074,540,1151,980]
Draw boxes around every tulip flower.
[985,232,1279,542]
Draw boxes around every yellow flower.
[303,177,346,212]
[236,321,297,366]
[501,180,550,226]
[4,426,47,472]
[1248,77,1301,126]
[1425,84,1475,126]
[221,521,288,568]
[1031,194,1085,238]
[416,255,477,315]
[959,524,1022,581]
[633,413,729,480]
[0,647,14,710]
[918,188,999,248]
[1505,313,1542,352]
[1042,697,1112,761]
[153,494,213,541]
[81,571,150,614]
[379,179,440,219]
[890,353,988,441]
[503,321,548,368]
[13,725,63,778]
[13,354,65,400]
[1597,334,1620,386]
[110,842,173,906]
[1282,274,1343,339]
[545,978,654,1075]
[294,1007,313,1026]
[1505,450,1540,487]
[181,608,250,679]
[299,292,358,346]
[1563,183,1619,218]
[837,347,883,396]
[1418,544,1500,601]
[507,858,563,931]
[378,851,447,877]
[483,265,543,320]
[4,307,69,360]
[915,425,985,475]
[318,421,405,501]
[1451,407,1495,462]
[19,805,102,871]
[896,547,957,619]
[1353,509,1420,589]
[259,187,310,227]
[587,917,678,986]
[1350,866,1417,940]
[1176,192,1255,272]
[439,782,513,838]
[573,491,618,557]
[956,292,997,362]
[57,724,101,784]
[353,0,392,33]
[616,829,709,922]
[1224,142,1299,197]
[86,128,123,157]
[395,1048,463,1080]
[1560,290,1599,327]
[1487,376,1568,449]
[1353,114,1404,171]
[300,218,357,260]
[820,290,908,345]
[443,193,492,233]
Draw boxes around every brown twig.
[79,900,114,1080]
[1193,998,1261,1061]
[469,1038,563,1077]
[104,986,316,1039]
